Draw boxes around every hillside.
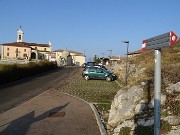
[113,40,180,86]
[107,41,180,135]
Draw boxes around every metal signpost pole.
[122,41,129,85]
[142,31,178,135]
[125,42,129,85]
[154,49,161,135]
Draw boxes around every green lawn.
[57,68,121,103]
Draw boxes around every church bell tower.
[17,25,24,42]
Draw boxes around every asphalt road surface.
[0,67,79,114]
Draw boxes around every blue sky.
[0,0,180,61]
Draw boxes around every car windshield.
[86,62,99,67]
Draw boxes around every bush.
[134,125,154,135]
[0,61,57,85]
[161,120,171,134]
[134,120,171,135]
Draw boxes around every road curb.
[89,103,107,135]
[61,92,107,135]
[115,80,123,87]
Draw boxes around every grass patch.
[95,103,111,111]
[119,127,131,135]
[134,120,171,135]
[172,100,180,116]
[58,68,121,103]
[161,120,172,134]
[161,111,168,117]
[66,79,120,103]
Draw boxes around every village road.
[0,67,79,113]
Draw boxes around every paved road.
[0,90,100,135]
[0,67,79,113]
[0,66,101,135]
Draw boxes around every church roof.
[2,42,31,48]
[2,42,50,48]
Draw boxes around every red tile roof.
[54,49,85,56]
[111,56,121,59]
[128,49,142,55]
[2,42,50,48]
[2,42,31,48]
[54,49,64,52]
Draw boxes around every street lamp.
[107,50,112,58]
[107,50,112,71]
[122,41,129,85]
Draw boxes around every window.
[35,47,37,50]
[89,67,96,72]
[7,48,9,51]
[7,53,9,56]
[19,35,21,40]
[24,49,26,52]
[97,68,103,73]
[44,48,46,51]
[16,48,19,57]
[23,54,27,57]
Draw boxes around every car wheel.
[106,76,111,82]
[84,75,89,80]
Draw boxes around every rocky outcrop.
[166,82,180,94]
[163,116,180,125]
[135,100,146,114]
[108,85,144,127]
[148,94,166,109]
[111,63,146,85]
[107,82,180,135]
[167,125,180,135]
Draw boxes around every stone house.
[54,49,85,66]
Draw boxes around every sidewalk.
[0,90,101,135]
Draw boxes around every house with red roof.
[0,26,52,61]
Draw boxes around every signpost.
[142,31,178,135]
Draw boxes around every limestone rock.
[108,85,144,127]
[167,125,180,135]
[135,100,146,114]
[163,116,180,125]
[137,119,145,126]
[143,118,154,126]
[137,117,154,126]
[166,82,180,94]
[161,94,166,106]
[148,100,154,109]
[148,94,166,109]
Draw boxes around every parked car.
[85,62,99,67]
[82,67,116,81]
[83,62,108,70]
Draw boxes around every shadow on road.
[0,102,69,135]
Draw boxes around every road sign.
[141,31,178,135]
[142,32,178,51]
